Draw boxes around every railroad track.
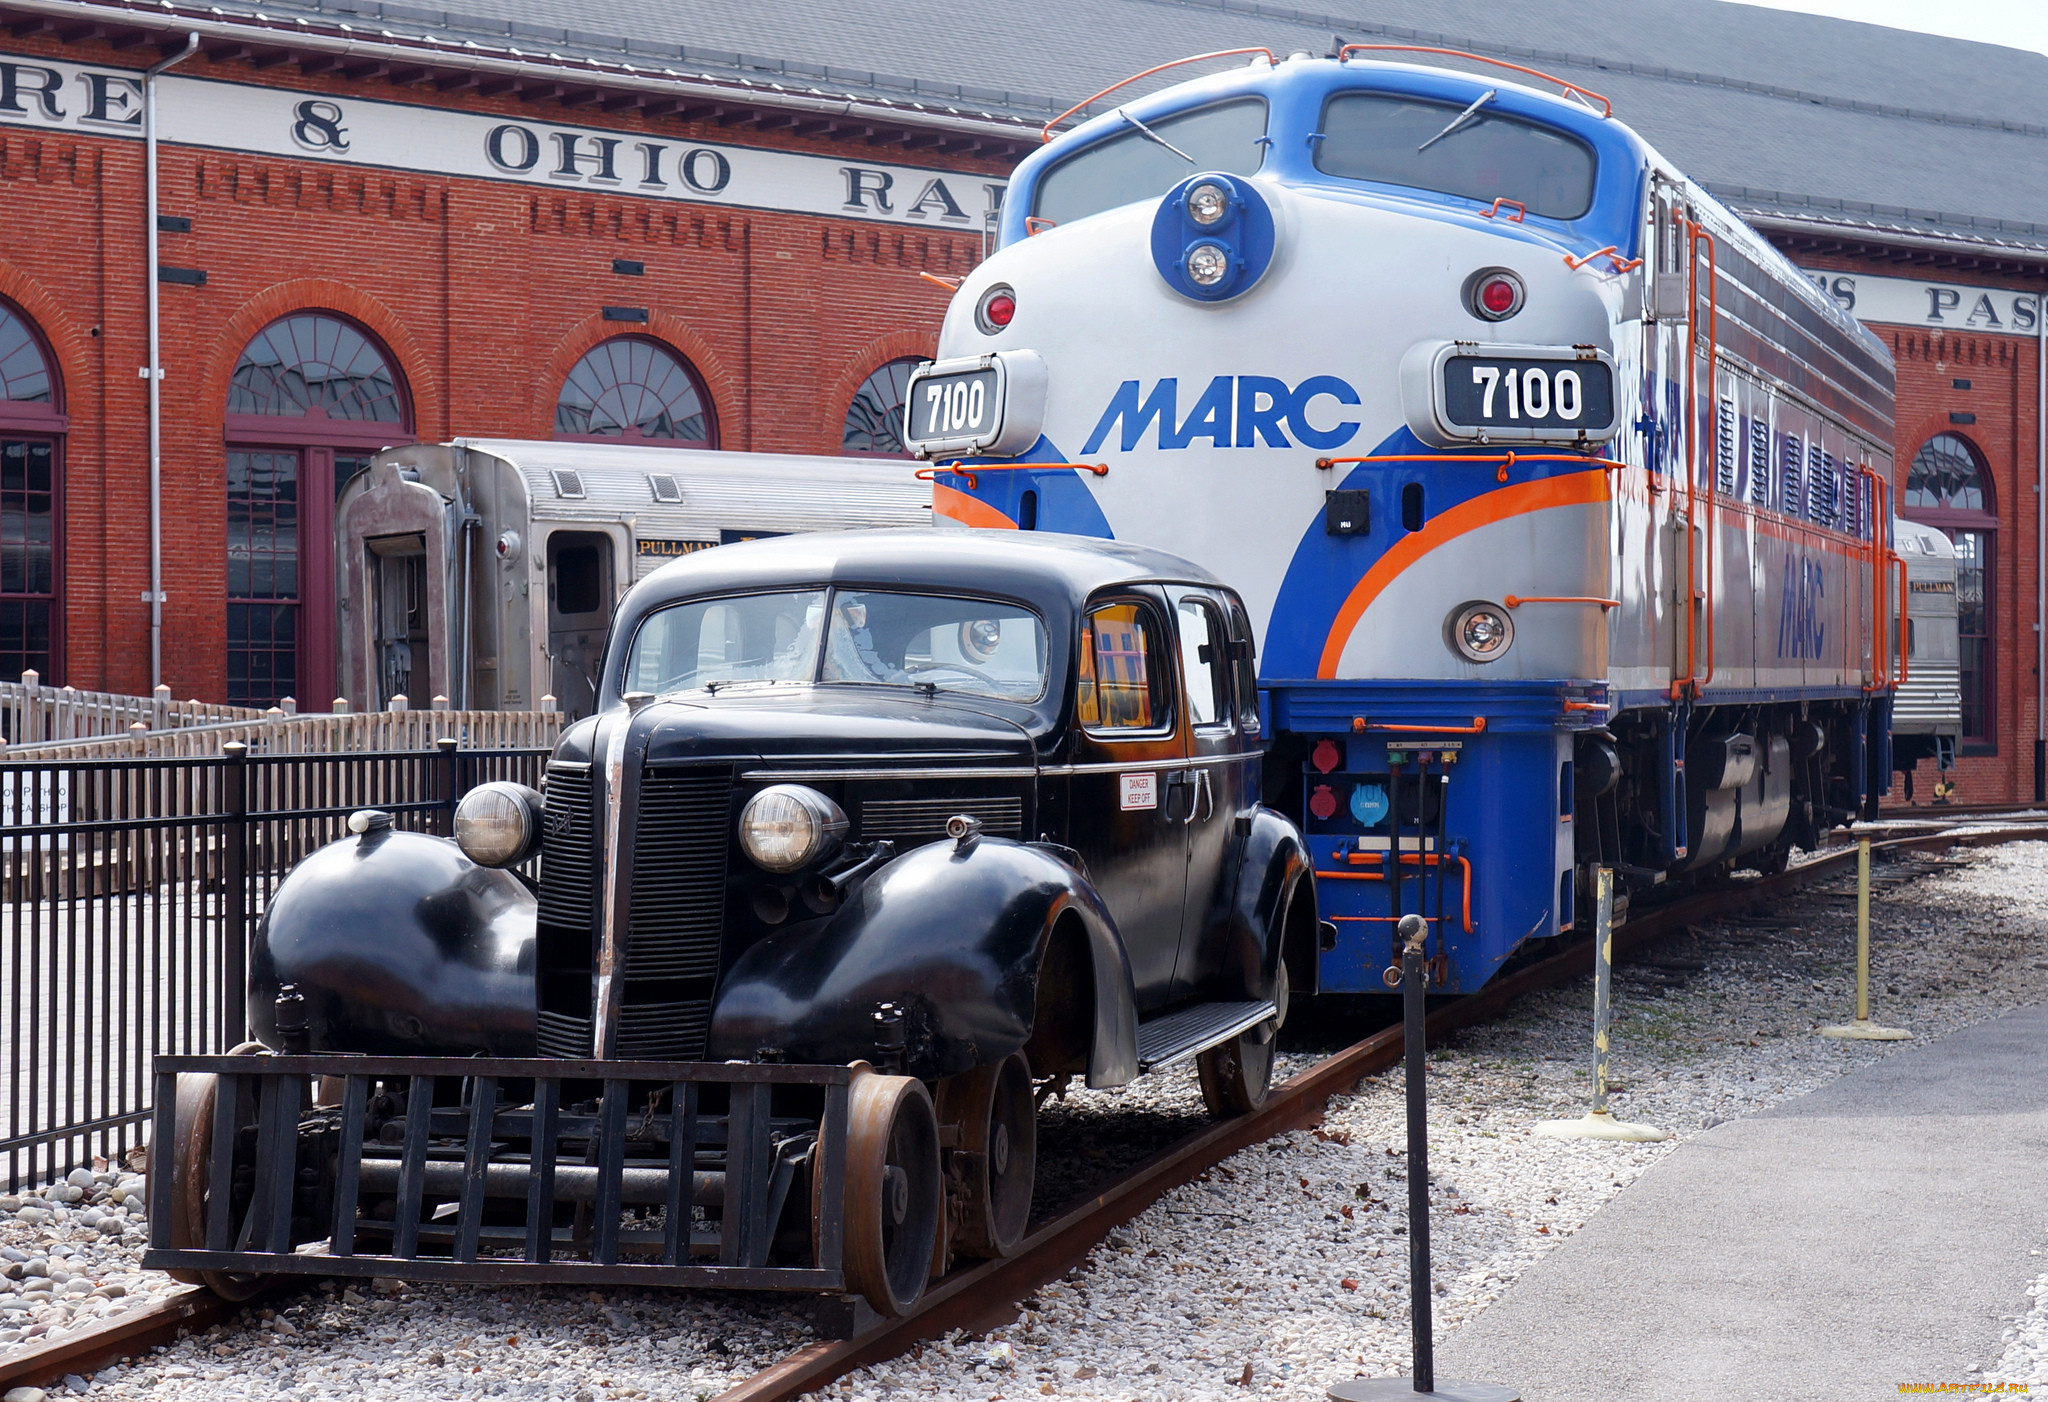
[7,820,2044,1399]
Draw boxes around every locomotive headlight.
[454,782,545,868]
[1185,243,1230,287]
[1448,602,1515,663]
[739,784,848,873]
[1151,172,1274,302]
[1186,181,1230,226]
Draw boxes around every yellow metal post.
[1535,868,1668,1141]
[1821,837,1910,1041]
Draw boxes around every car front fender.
[250,827,537,1056]
[705,836,1139,1086]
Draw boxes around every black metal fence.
[0,739,550,1191]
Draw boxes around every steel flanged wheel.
[1198,962,1288,1118]
[160,1042,274,1301]
[842,1070,942,1317]
[936,1050,1036,1261]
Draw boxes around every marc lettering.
[1084,375,1361,454]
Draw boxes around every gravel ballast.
[3,838,2045,1398]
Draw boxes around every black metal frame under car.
[145,530,1327,1316]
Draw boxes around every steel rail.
[6,822,2042,1396]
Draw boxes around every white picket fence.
[2,676,562,761]
[0,672,264,748]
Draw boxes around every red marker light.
[1467,268,1525,321]
[977,285,1017,333]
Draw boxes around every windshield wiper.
[1116,107,1195,163]
[1417,88,1496,153]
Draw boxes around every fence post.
[223,740,250,1047]
[438,735,462,836]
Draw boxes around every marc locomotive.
[909,46,1926,990]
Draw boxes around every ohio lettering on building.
[0,14,1027,706]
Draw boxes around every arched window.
[225,313,412,706]
[1905,432,1996,744]
[0,298,63,685]
[554,337,714,445]
[842,358,923,457]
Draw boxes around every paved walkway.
[1439,1003,2048,1400]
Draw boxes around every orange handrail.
[1313,450,1629,486]
[1351,716,1487,735]
[1562,245,1644,274]
[1893,544,1910,690]
[1325,851,1474,932]
[1670,214,1719,698]
[1336,45,1613,117]
[1481,197,1526,223]
[1041,49,1278,141]
[917,271,962,292]
[1860,468,1888,692]
[917,461,1109,488]
[1505,595,1619,610]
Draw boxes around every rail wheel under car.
[162,1042,277,1301]
[842,1068,943,1316]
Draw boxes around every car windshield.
[1031,98,1268,229]
[626,589,828,694]
[626,588,1048,702]
[1314,92,1597,221]
[822,590,1048,701]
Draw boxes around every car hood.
[557,688,1044,769]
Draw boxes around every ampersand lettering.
[291,99,350,152]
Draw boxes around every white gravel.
[4,839,2046,1398]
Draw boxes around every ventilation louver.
[550,469,585,500]
[647,473,682,503]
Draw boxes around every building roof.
[17,0,2048,263]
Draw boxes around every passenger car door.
[1062,592,1188,1011]
[1170,590,1253,999]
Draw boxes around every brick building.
[4,0,2048,799]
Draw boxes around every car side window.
[1226,599,1260,732]
[1175,596,1228,729]
[1077,600,1168,731]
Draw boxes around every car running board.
[1135,999,1278,1073]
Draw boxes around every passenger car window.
[1176,597,1227,727]
[1314,92,1596,221]
[821,590,1048,701]
[1077,601,1167,730]
[1032,98,1268,230]
[627,589,825,694]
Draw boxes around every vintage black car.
[148,530,1321,1317]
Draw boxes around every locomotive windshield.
[1031,98,1267,228]
[1313,92,1596,220]
[627,587,1048,701]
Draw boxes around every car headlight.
[1448,601,1514,663]
[453,782,545,867]
[738,785,848,873]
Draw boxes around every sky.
[1723,0,2048,58]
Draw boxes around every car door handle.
[1181,769,1213,826]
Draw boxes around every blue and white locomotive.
[907,47,1905,993]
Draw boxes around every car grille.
[859,795,1024,843]
[628,768,733,980]
[532,761,732,1061]
[536,762,596,930]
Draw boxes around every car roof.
[628,527,1226,608]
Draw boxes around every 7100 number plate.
[911,367,1000,446]
[1441,355,1614,434]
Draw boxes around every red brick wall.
[0,38,997,701]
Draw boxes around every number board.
[911,367,1000,446]
[1441,356,1615,434]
